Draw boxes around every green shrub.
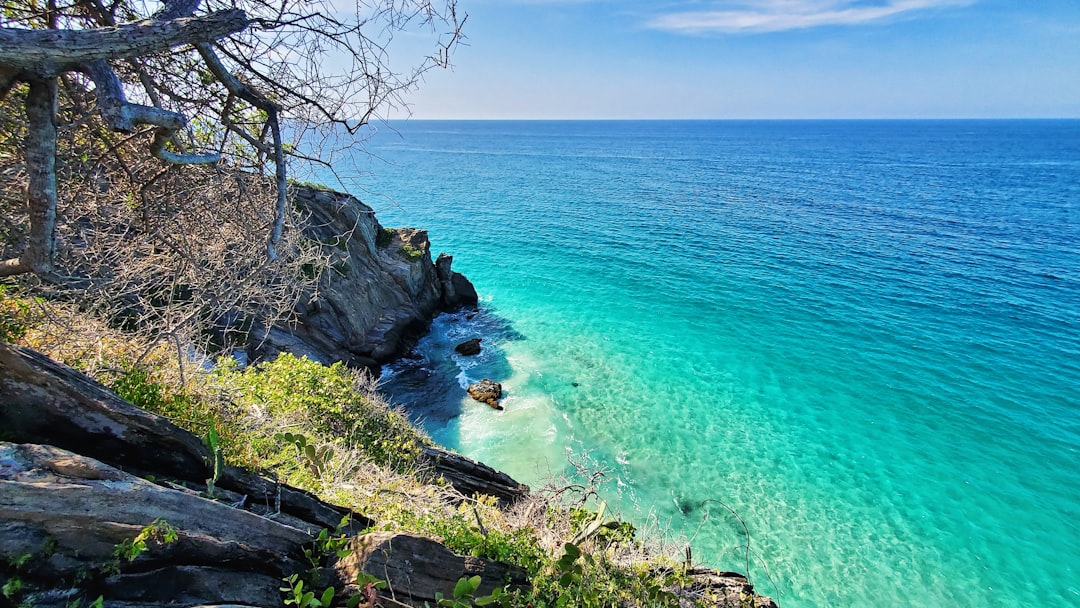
[214,353,430,471]
[400,243,423,262]
[376,227,395,248]
[0,287,36,343]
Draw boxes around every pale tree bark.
[0,78,57,277]
[0,10,248,70]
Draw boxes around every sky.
[386,0,1080,119]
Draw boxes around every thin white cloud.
[647,0,974,34]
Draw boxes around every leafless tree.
[0,0,462,353]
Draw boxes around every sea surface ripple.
[348,120,1079,608]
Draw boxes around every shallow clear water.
[348,120,1080,607]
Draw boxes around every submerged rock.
[454,338,483,356]
[467,379,503,409]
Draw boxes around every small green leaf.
[452,576,473,598]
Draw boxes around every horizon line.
[391,116,1080,122]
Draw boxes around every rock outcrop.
[677,568,780,608]
[335,532,528,607]
[436,253,479,311]
[467,379,503,409]
[454,337,483,356]
[420,446,528,508]
[250,186,479,370]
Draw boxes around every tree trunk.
[0,77,58,277]
[23,78,58,275]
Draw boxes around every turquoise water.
[348,121,1080,607]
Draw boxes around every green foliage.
[302,515,353,569]
[281,574,336,608]
[216,353,429,472]
[567,503,637,546]
[281,516,394,608]
[2,575,22,599]
[110,367,168,410]
[376,504,546,573]
[2,539,57,606]
[400,243,424,262]
[106,364,256,470]
[203,421,224,497]
[348,573,388,608]
[112,519,179,564]
[433,575,480,607]
[513,542,683,608]
[277,432,335,479]
[429,576,511,608]
[0,286,36,343]
[375,227,395,248]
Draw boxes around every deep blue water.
[341,120,1080,607]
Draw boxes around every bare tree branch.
[193,41,287,258]
[0,10,249,72]
[84,60,218,164]
[1,0,463,349]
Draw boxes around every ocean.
[342,120,1079,607]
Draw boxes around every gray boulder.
[334,533,527,607]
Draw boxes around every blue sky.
[394,0,1080,119]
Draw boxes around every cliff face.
[250,186,477,370]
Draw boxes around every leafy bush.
[376,227,395,248]
[213,353,430,471]
[0,287,37,343]
[400,243,424,262]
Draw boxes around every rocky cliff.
[249,185,478,370]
